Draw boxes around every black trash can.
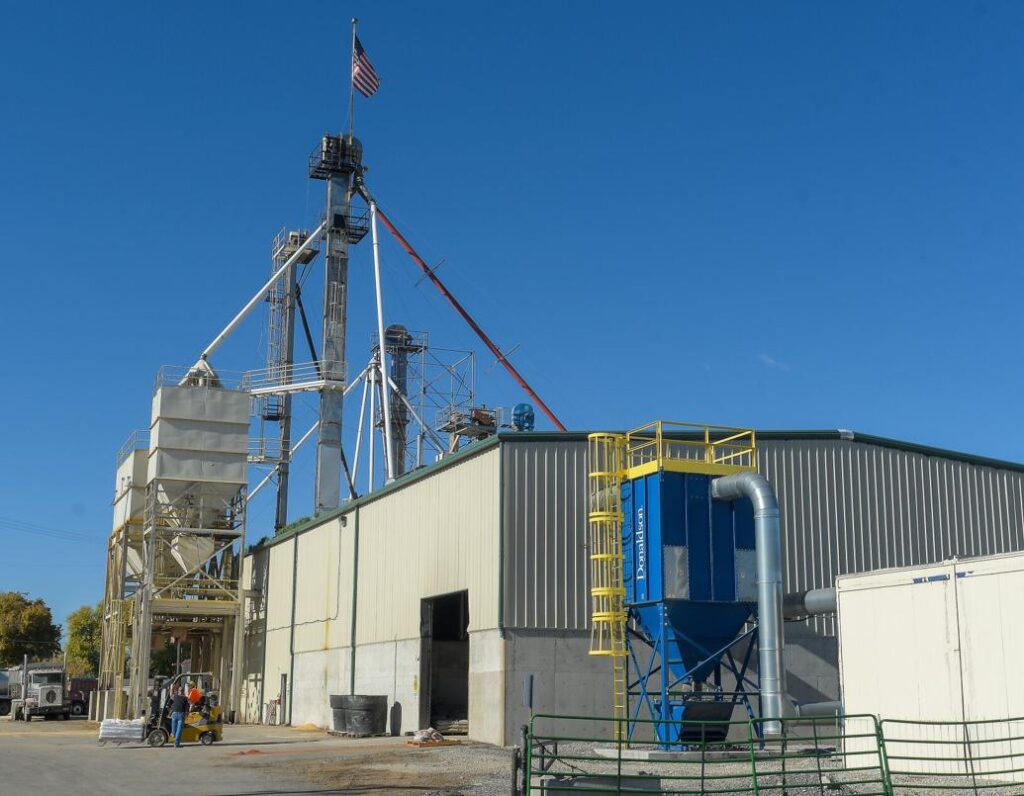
[329,695,387,735]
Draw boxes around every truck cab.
[0,670,10,717]
[11,667,71,721]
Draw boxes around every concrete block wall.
[782,622,839,704]
[350,638,419,736]
[289,648,351,729]
[503,629,614,743]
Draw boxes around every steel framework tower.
[124,366,250,718]
[308,134,368,511]
[97,434,148,719]
[380,324,423,477]
[254,229,318,530]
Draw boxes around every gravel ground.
[7,716,1022,795]
[258,738,516,796]
[529,740,1024,794]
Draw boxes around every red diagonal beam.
[375,207,567,431]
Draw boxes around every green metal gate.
[523,713,1024,795]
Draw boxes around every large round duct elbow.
[712,471,786,736]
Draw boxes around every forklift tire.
[71,702,85,716]
[61,712,70,720]
[147,728,168,747]
[200,732,215,746]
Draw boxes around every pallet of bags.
[98,717,146,744]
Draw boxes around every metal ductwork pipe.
[712,471,786,735]
[793,700,842,719]
[783,588,836,620]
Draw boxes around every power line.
[0,515,95,544]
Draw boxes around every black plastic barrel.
[328,695,387,735]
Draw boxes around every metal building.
[241,429,1024,745]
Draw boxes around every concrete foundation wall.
[351,638,419,735]
[291,648,350,729]
[336,630,505,745]
[503,629,614,743]
[470,630,506,745]
[784,622,839,703]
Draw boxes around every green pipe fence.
[882,717,1024,795]
[524,713,1024,795]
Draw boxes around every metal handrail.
[245,359,346,393]
[116,429,150,466]
[154,364,250,392]
[623,420,757,473]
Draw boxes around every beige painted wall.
[243,445,504,741]
[356,447,500,642]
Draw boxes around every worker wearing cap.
[168,686,189,748]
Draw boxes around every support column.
[310,134,366,511]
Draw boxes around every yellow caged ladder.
[587,433,628,738]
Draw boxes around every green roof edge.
[248,428,1024,553]
[249,435,501,551]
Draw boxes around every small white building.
[242,430,1024,745]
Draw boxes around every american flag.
[352,36,379,98]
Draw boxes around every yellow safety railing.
[587,433,628,738]
[623,420,757,479]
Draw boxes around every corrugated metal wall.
[501,437,1024,633]
[355,445,500,642]
[762,439,1024,633]
[502,441,589,629]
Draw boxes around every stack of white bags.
[98,717,146,743]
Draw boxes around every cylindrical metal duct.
[783,588,837,620]
[384,324,413,477]
[793,700,842,719]
[711,471,786,736]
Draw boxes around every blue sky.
[2,1,1023,631]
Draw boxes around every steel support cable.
[293,284,322,379]
[370,204,567,432]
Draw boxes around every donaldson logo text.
[636,505,646,581]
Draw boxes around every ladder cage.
[587,433,628,736]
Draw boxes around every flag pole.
[348,17,357,139]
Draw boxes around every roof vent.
[837,429,855,440]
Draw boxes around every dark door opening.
[420,590,469,732]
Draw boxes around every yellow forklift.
[145,672,224,747]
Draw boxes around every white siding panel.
[355,446,499,643]
[292,518,351,654]
[839,552,1024,780]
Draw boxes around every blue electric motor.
[512,403,535,431]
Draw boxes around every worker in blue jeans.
[168,686,189,748]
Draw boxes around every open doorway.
[420,590,469,733]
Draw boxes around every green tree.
[149,640,177,677]
[0,592,62,666]
[65,602,103,676]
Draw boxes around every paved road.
[0,717,509,795]
[0,717,359,796]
